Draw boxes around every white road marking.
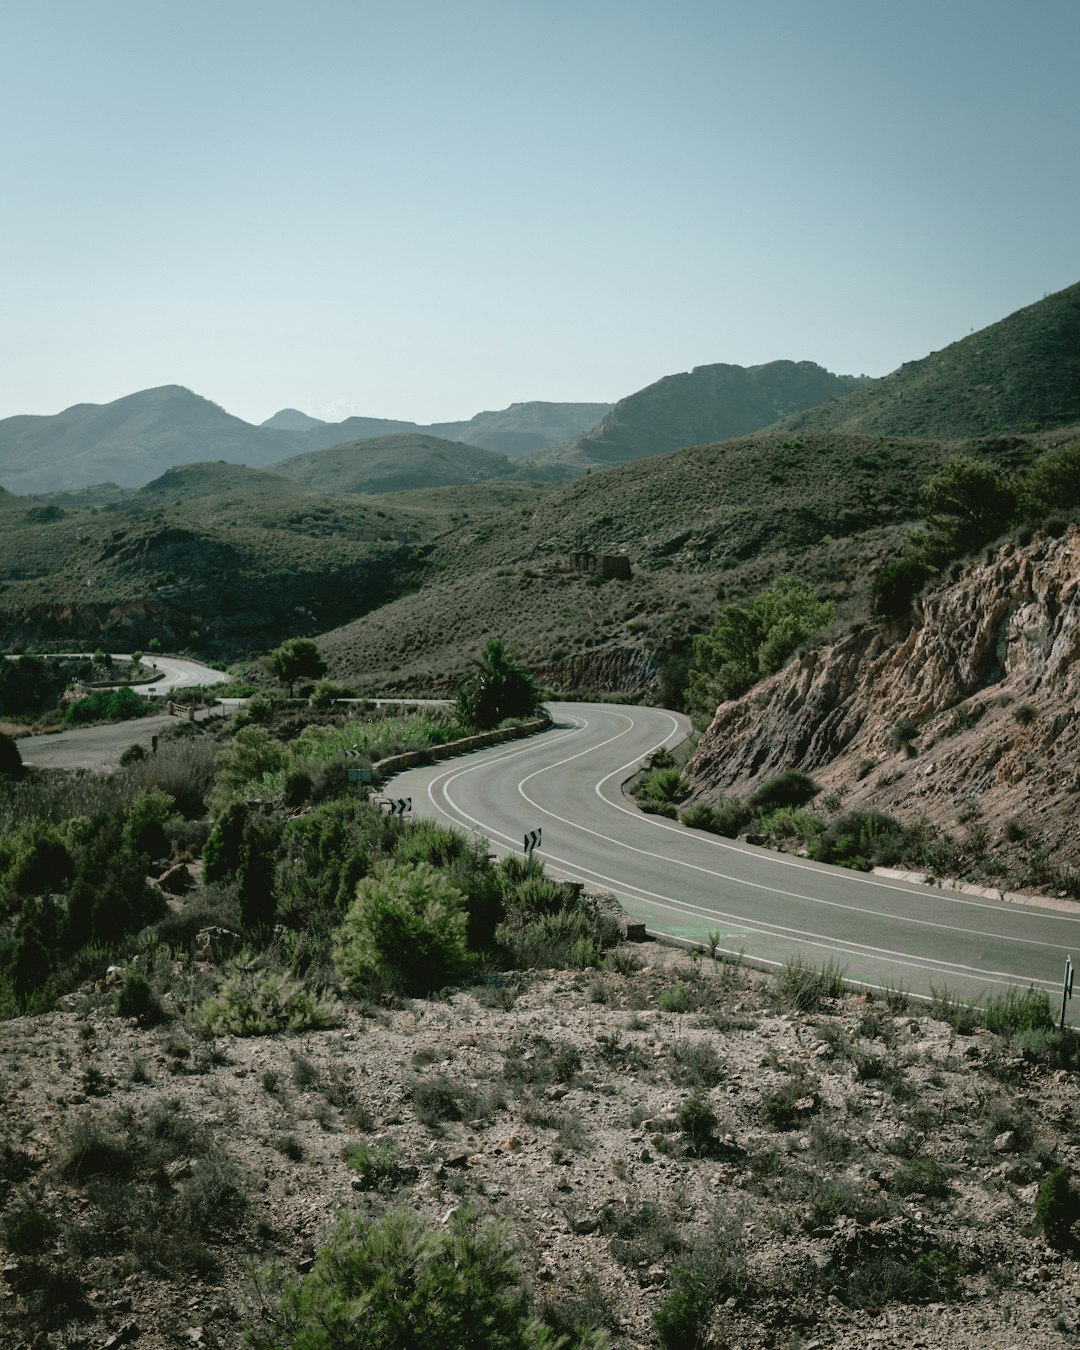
[392,704,1074,994]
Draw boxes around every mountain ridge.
[521,360,869,474]
[776,281,1080,438]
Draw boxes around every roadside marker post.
[524,828,542,858]
[1060,954,1074,1031]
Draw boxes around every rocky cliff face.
[687,525,1080,864]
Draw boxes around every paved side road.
[15,715,180,771]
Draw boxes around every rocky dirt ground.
[1,939,1079,1349]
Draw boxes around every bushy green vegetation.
[198,959,341,1037]
[244,1206,592,1349]
[334,861,472,997]
[1035,1167,1080,1251]
[873,442,1080,619]
[687,576,835,723]
[0,732,21,774]
[455,638,543,730]
[63,686,151,726]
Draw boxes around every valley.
[2,281,1080,1347]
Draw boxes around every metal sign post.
[1060,954,1074,1031]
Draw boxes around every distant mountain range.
[0,393,613,495]
[2,281,1077,495]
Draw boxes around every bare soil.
[1,943,1078,1349]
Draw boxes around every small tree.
[455,639,541,731]
[920,456,1017,561]
[269,638,327,697]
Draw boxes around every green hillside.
[779,281,1080,438]
[521,360,868,474]
[0,474,440,657]
[270,433,520,495]
[318,425,1065,693]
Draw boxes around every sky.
[2,0,1078,427]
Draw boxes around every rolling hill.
[0,466,444,656]
[778,281,1080,438]
[270,434,520,495]
[273,401,613,458]
[520,360,869,474]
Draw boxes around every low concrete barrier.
[372,718,549,781]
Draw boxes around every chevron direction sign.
[344,746,363,759]
[384,797,411,817]
[523,827,542,857]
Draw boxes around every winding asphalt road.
[386,701,1080,1017]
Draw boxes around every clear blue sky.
[3,0,1077,426]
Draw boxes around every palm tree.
[456,639,541,730]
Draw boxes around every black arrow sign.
[524,827,542,856]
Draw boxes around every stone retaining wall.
[372,718,549,781]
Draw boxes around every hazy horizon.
[3,0,1077,427]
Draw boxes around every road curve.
[386,701,1080,1017]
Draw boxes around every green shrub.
[748,771,819,812]
[773,954,845,1012]
[635,767,689,807]
[122,786,175,861]
[1035,1167,1080,1250]
[920,455,1018,560]
[210,725,288,809]
[761,1075,819,1131]
[454,638,542,730]
[198,960,341,1037]
[653,1268,711,1350]
[309,679,348,710]
[871,556,934,620]
[243,1206,563,1349]
[676,1093,718,1158]
[844,1246,962,1308]
[1013,702,1037,726]
[116,968,168,1026]
[334,861,471,996]
[671,1041,724,1088]
[0,732,21,775]
[283,768,313,807]
[2,1206,58,1254]
[346,1139,407,1191]
[810,810,908,871]
[687,575,835,722]
[887,716,920,754]
[63,687,149,726]
[890,1157,950,1198]
[981,985,1054,1036]
[1021,441,1080,517]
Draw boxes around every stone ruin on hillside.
[569,551,632,580]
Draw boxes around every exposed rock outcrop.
[687,526,1080,863]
